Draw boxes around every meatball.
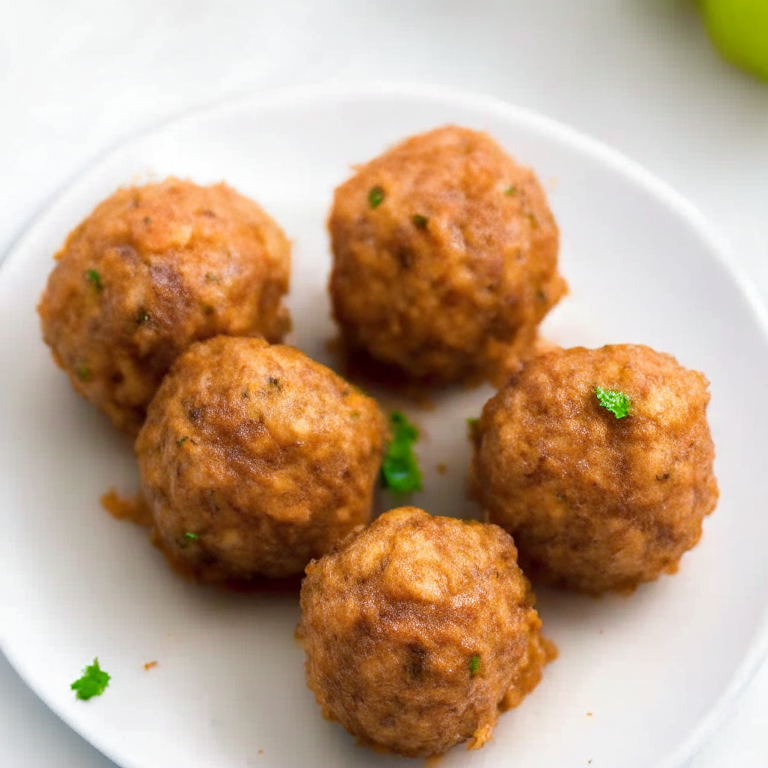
[328,126,566,384]
[39,178,291,434]
[473,345,718,594]
[135,336,385,581]
[300,507,553,757]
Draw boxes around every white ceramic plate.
[1,84,767,768]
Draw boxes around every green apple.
[701,0,768,81]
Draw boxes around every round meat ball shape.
[473,344,719,595]
[328,125,566,384]
[136,336,385,582]
[300,507,553,758]
[39,178,291,434]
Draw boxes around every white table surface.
[1,1,767,765]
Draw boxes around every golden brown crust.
[136,336,385,581]
[473,344,719,594]
[39,178,291,434]
[300,507,552,757]
[328,125,566,384]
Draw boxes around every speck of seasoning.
[188,407,202,422]
[268,377,281,390]
[85,269,103,291]
[143,216,152,225]
[527,211,538,227]
[351,411,360,420]
[184,532,199,541]
[205,273,220,282]
[76,364,90,381]
[202,303,215,316]
[437,463,448,475]
[242,391,249,399]
[177,436,187,446]
[136,309,151,325]
[536,289,547,302]
[143,661,158,671]
[468,655,480,676]
[504,185,516,196]
[412,214,429,229]
[368,186,385,209]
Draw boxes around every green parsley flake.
[71,658,110,700]
[466,417,479,427]
[184,531,199,540]
[76,364,90,381]
[268,377,281,389]
[595,386,631,419]
[205,273,220,282]
[136,309,151,325]
[504,185,516,196]
[412,214,429,229]
[381,411,422,493]
[177,436,188,446]
[469,655,481,676]
[368,186,385,209]
[85,269,103,292]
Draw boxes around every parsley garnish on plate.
[368,186,385,209]
[595,386,631,419]
[184,531,199,540]
[381,411,422,493]
[71,658,111,700]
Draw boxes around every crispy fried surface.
[474,345,719,594]
[329,126,566,385]
[300,507,553,757]
[39,178,291,434]
[136,336,385,581]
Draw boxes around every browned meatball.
[473,345,719,594]
[328,126,566,384]
[136,336,385,581]
[39,178,291,434]
[300,507,553,758]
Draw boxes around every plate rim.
[1,81,767,768]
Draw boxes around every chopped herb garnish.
[184,531,199,541]
[76,364,90,381]
[466,417,479,427]
[412,214,429,229]
[71,658,110,700]
[351,410,361,421]
[205,273,220,282]
[381,411,422,493]
[136,309,151,325]
[595,386,631,419]
[368,186,385,209]
[504,185,516,196]
[177,436,187,446]
[268,377,281,390]
[85,269,103,292]
[469,655,481,676]
[143,216,152,225]
[202,303,215,316]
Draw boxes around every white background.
[1,1,767,765]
